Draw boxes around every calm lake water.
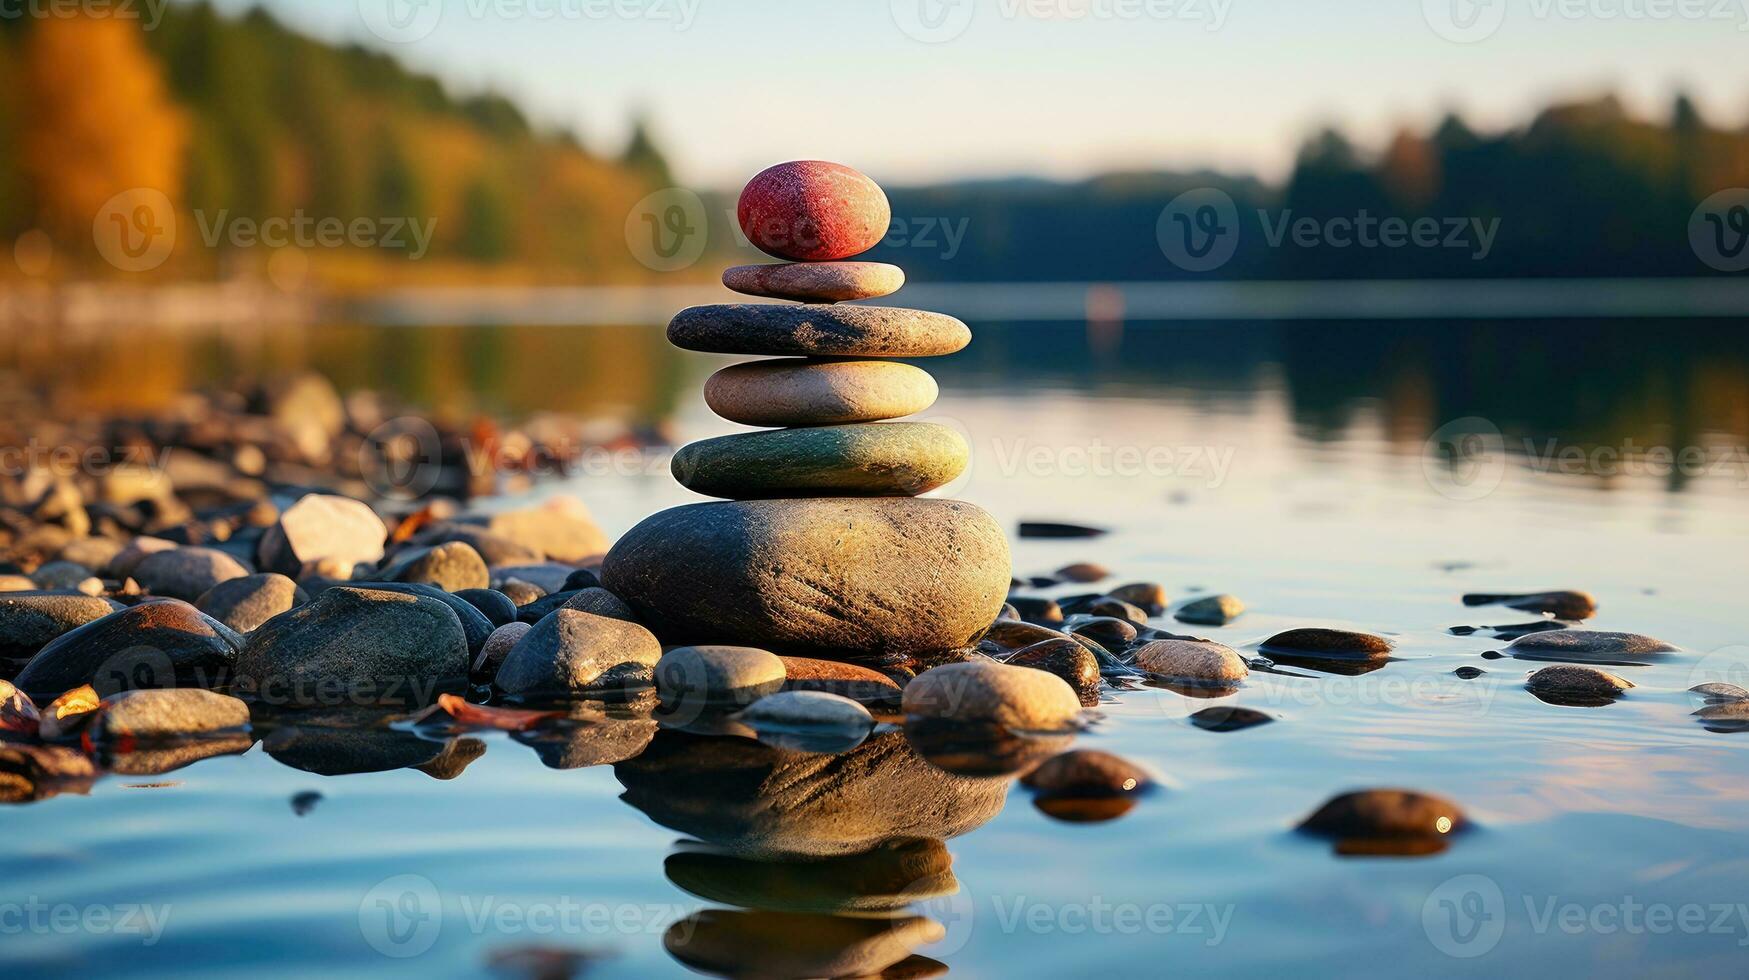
[5,317,1749,978]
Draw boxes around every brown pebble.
[1261,628,1392,657]
[1054,562,1109,584]
[779,656,904,704]
[1006,638,1101,706]
[1022,749,1151,798]
[1297,788,1467,842]
[722,261,904,303]
[1108,582,1167,615]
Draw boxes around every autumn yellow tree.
[16,15,188,241]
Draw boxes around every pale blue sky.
[210,0,1749,187]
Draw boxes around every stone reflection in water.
[257,708,460,777]
[901,719,1072,778]
[105,733,255,776]
[616,728,1009,857]
[666,909,946,980]
[666,837,956,916]
[619,727,1018,977]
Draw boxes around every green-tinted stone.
[671,422,967,499]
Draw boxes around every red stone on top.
[736,160,891,262]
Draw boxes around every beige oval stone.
[1132,638,1248,685]
[601,498,1010,659]
[902,660,1082,731]
[704,358,938,426]
[723,262,904,303]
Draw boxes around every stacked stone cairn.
[602,161,1011,661]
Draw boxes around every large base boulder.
[601,497,1009,659]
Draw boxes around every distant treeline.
[1,4,1742,284]
[0,3,672,280]
[867,96,1749,281]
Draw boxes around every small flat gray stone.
[668,304,970,358]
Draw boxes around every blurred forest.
[873,95,1749,281]
[1,4,1745,286]
[0,3,673,284]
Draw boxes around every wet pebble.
[778,656,902,704]
[385,541,489,592]
[1132,639,1248,687]
[1006,596,1064,626]
[1689,682,1749,703]
[1175,593,1244,626]
[902,661,1083,731]
[1054,562,1109,584]
[16,600,243,701]
[1453,665,1486,679]
[472,621,531,683]
[1261,628,1393,658]
[134,546,250,602]
[1504,629,1677,662]
[1017,522,1106,539]
[1297,788,1468,850]
[1066,615,1137,649]
[92,688,251,741]
[1525,664,1633,705]
[995,602,1021,622]
[1464,589,1597,620]
[495,610,660,697]
[236,587,467,705]
[1022,749,1151,798]
[1107,582,1167,615]
[559,586,638,622]
[656,646,786,707]
[454,588,517,628]
[1087,597,1148,625]
[196,573,305,634]
[1006,638,1102,706]
[497,579,547,607]
[1189,705,1274,732]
